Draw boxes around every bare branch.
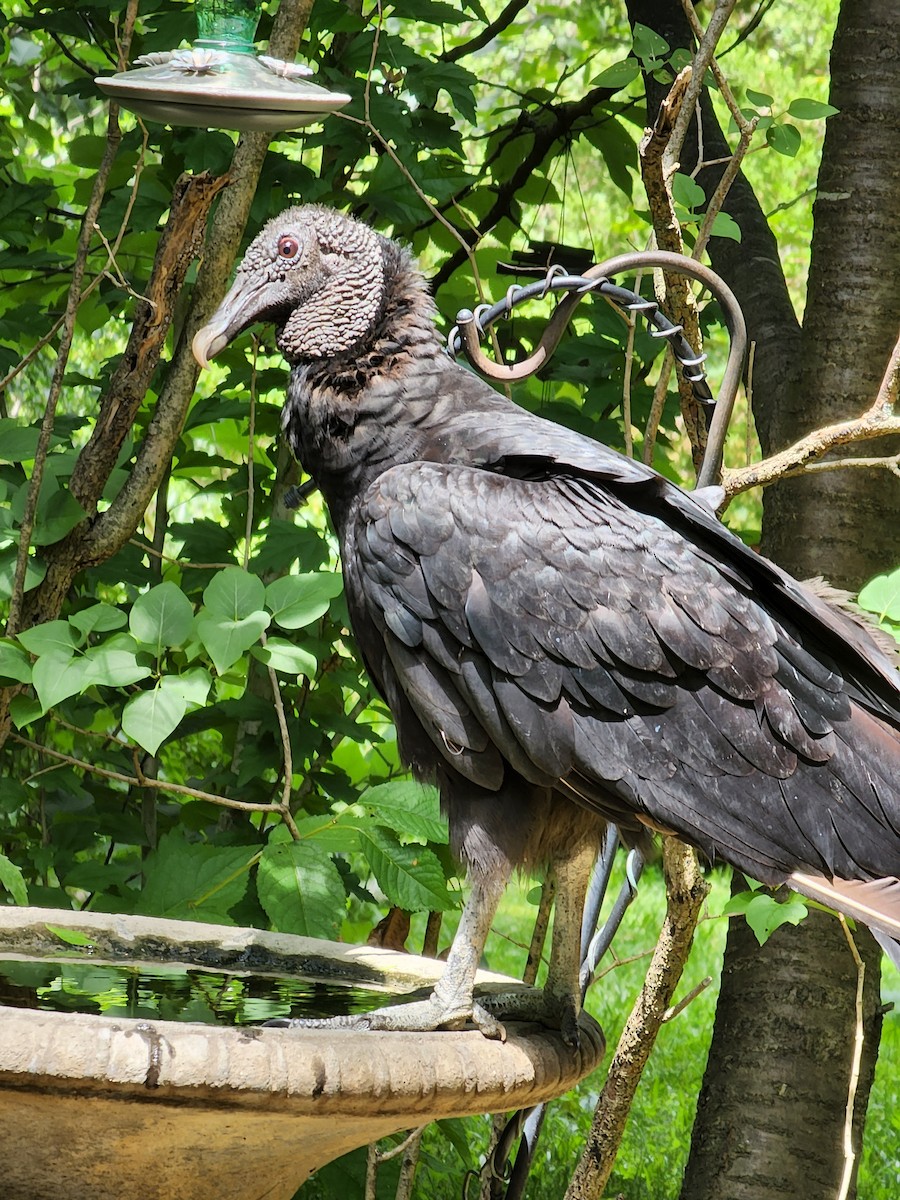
[680,0,755,138]
[4,0,138,636]
[564,839,709,1199]
[836,916,866,1200]
[723,331,900,497]
[667,0,740,172]
[440,0,528,63]
[13,734,287,816]
[639,67,706,467]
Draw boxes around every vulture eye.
[277,234,300,260]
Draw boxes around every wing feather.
[353,459,900,894]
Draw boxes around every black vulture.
[193,205,900,1040]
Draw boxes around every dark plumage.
[194,205,900,1038]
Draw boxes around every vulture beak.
[192,274,272,369]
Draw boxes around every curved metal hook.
[451,250,747,491]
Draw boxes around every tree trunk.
[624,3,899,1198]
[760,0,900,578]
[680,3,900,1197]
[681,882,883,1200]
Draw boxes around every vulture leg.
[351,865,513,1036]
[266,864,515,1037]
[544,839,597,1045]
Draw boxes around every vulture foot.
[263,991,507,1039]
[263,987,582,1045]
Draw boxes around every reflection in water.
[0,958,400,1025]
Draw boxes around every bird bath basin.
[0,907,605,1200]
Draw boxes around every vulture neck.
[281,240,513,530]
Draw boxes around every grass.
[406,863,900,1199]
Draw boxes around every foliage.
[0,0,897,1197]
[858,566,900,644]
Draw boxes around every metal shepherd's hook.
[448,251,748,492]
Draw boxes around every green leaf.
[203,566,267,620]
[122,682,188,755]
[580,117,638,201]
[134,833,255,923]
[723,890,808,945]
[359,825,455,911]
[0,547,45,600]
[28,486,85,546]
[787,97,839,120]
[162,666,212,709]
[766,122,802,157]
[9,694,41,728]
[359,780,448,844]
[251,637,317,678]
[257,841,346,939]
[672,172,706,213]
[0,853,28,905]
[632,22,669,63]
[590,57,641,90]
[266,572,343,629]
[45,924,94,947]
[710,211,742,242]
[195,610,270,675]
[292,813,361,854]
[32,652,96,712]
[0,638,32,683]
[130,582,194,652]
[84,634,152,688]
[857,569,900,623]
[0,419,42,461]
[69,603,128,637]
[16,620,77,657]
[745,87,774,107]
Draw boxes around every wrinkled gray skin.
[194,205,900,1039]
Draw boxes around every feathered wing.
[353,454,900,938]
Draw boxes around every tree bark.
[761,0,900,580]
[680,883,883,1200]
[624,3,899,1199]
[678,2,899,1197]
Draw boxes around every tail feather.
[790,871,900,947]
[871,929,900,973]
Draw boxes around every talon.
[471,1001,507,1041]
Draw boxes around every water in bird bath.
[0,909,606,1200]
[0,956,398,1025]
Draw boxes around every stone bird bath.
[0,907,605,1200]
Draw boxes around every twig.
[622,287,640,460]
[244,337,259,570]
[12,734,290,816]
[523,876,555,986]
[375,1127,427,1165]
[264,650,301,841]
[722,344,900,498]
[127,538,236,571]
[4,0,138,636]
[440,0,528,62]
[680,0,755,135]
[564,840,709,1199]
[662,974,712,1022]
[666,0,740,173]
[0,316,65,400]
[836,915,865,1200]
[639,67,705,466]
[784,454,900,479]
[693,115,758,260]
[393,1128,424,1200]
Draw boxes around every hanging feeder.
[96,0,350,131]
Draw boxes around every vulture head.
[192,205,390,368]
